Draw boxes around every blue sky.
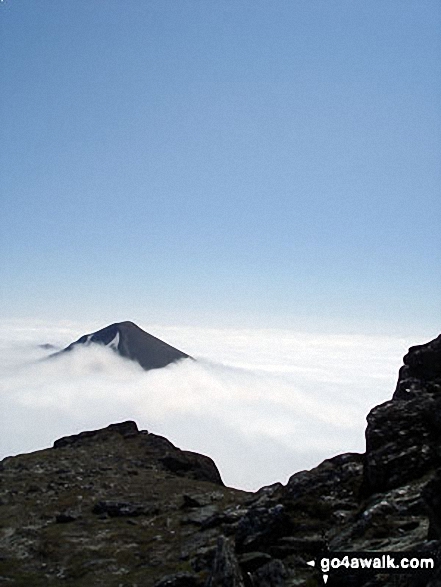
[1,0,440,334]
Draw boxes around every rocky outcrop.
[53,420,139,448]
[393,334,441,400]
[52,420,223,486]
[364,334,441,494]
[1,333,440,586]
[55,321,192,371]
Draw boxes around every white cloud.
[0,319,422,490]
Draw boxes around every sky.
[0,2,439,489]
[0,0,439,332]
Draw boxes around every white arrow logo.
[307,560,329,584]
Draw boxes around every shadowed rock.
[364,334,441,494]
[393,333,441,400]
[57,320,192,371]
[206,536,245,587]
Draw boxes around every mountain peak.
[114,321,139,330]
[59,321,191,371]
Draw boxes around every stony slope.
[1,333,440,586]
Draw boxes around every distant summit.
[58,321,191,371]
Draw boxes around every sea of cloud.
[0,319,425,490]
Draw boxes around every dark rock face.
[206,536,245,587]
[57,321,191,371]
[1,332,440,586]
[160,451,224,486]
[235,503,293,553]
[364,395,441,493]
[393,334,441,400]
[365,334,441,494]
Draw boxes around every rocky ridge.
[1,333,440,586]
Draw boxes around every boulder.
[160,451,224,486]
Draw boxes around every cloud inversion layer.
[0,320,416,490]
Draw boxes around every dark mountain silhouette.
[57,321,191,371]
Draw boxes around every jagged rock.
[364,395,441,493]
[247,482,284,507]
[286,452,364,504]
[393,334,441,400]
[364,334,441,494]
[206,536,245,587]
[281,451,364,554]
[55,320,192,371]
[235,504,292,553]
[329,477,430,554]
